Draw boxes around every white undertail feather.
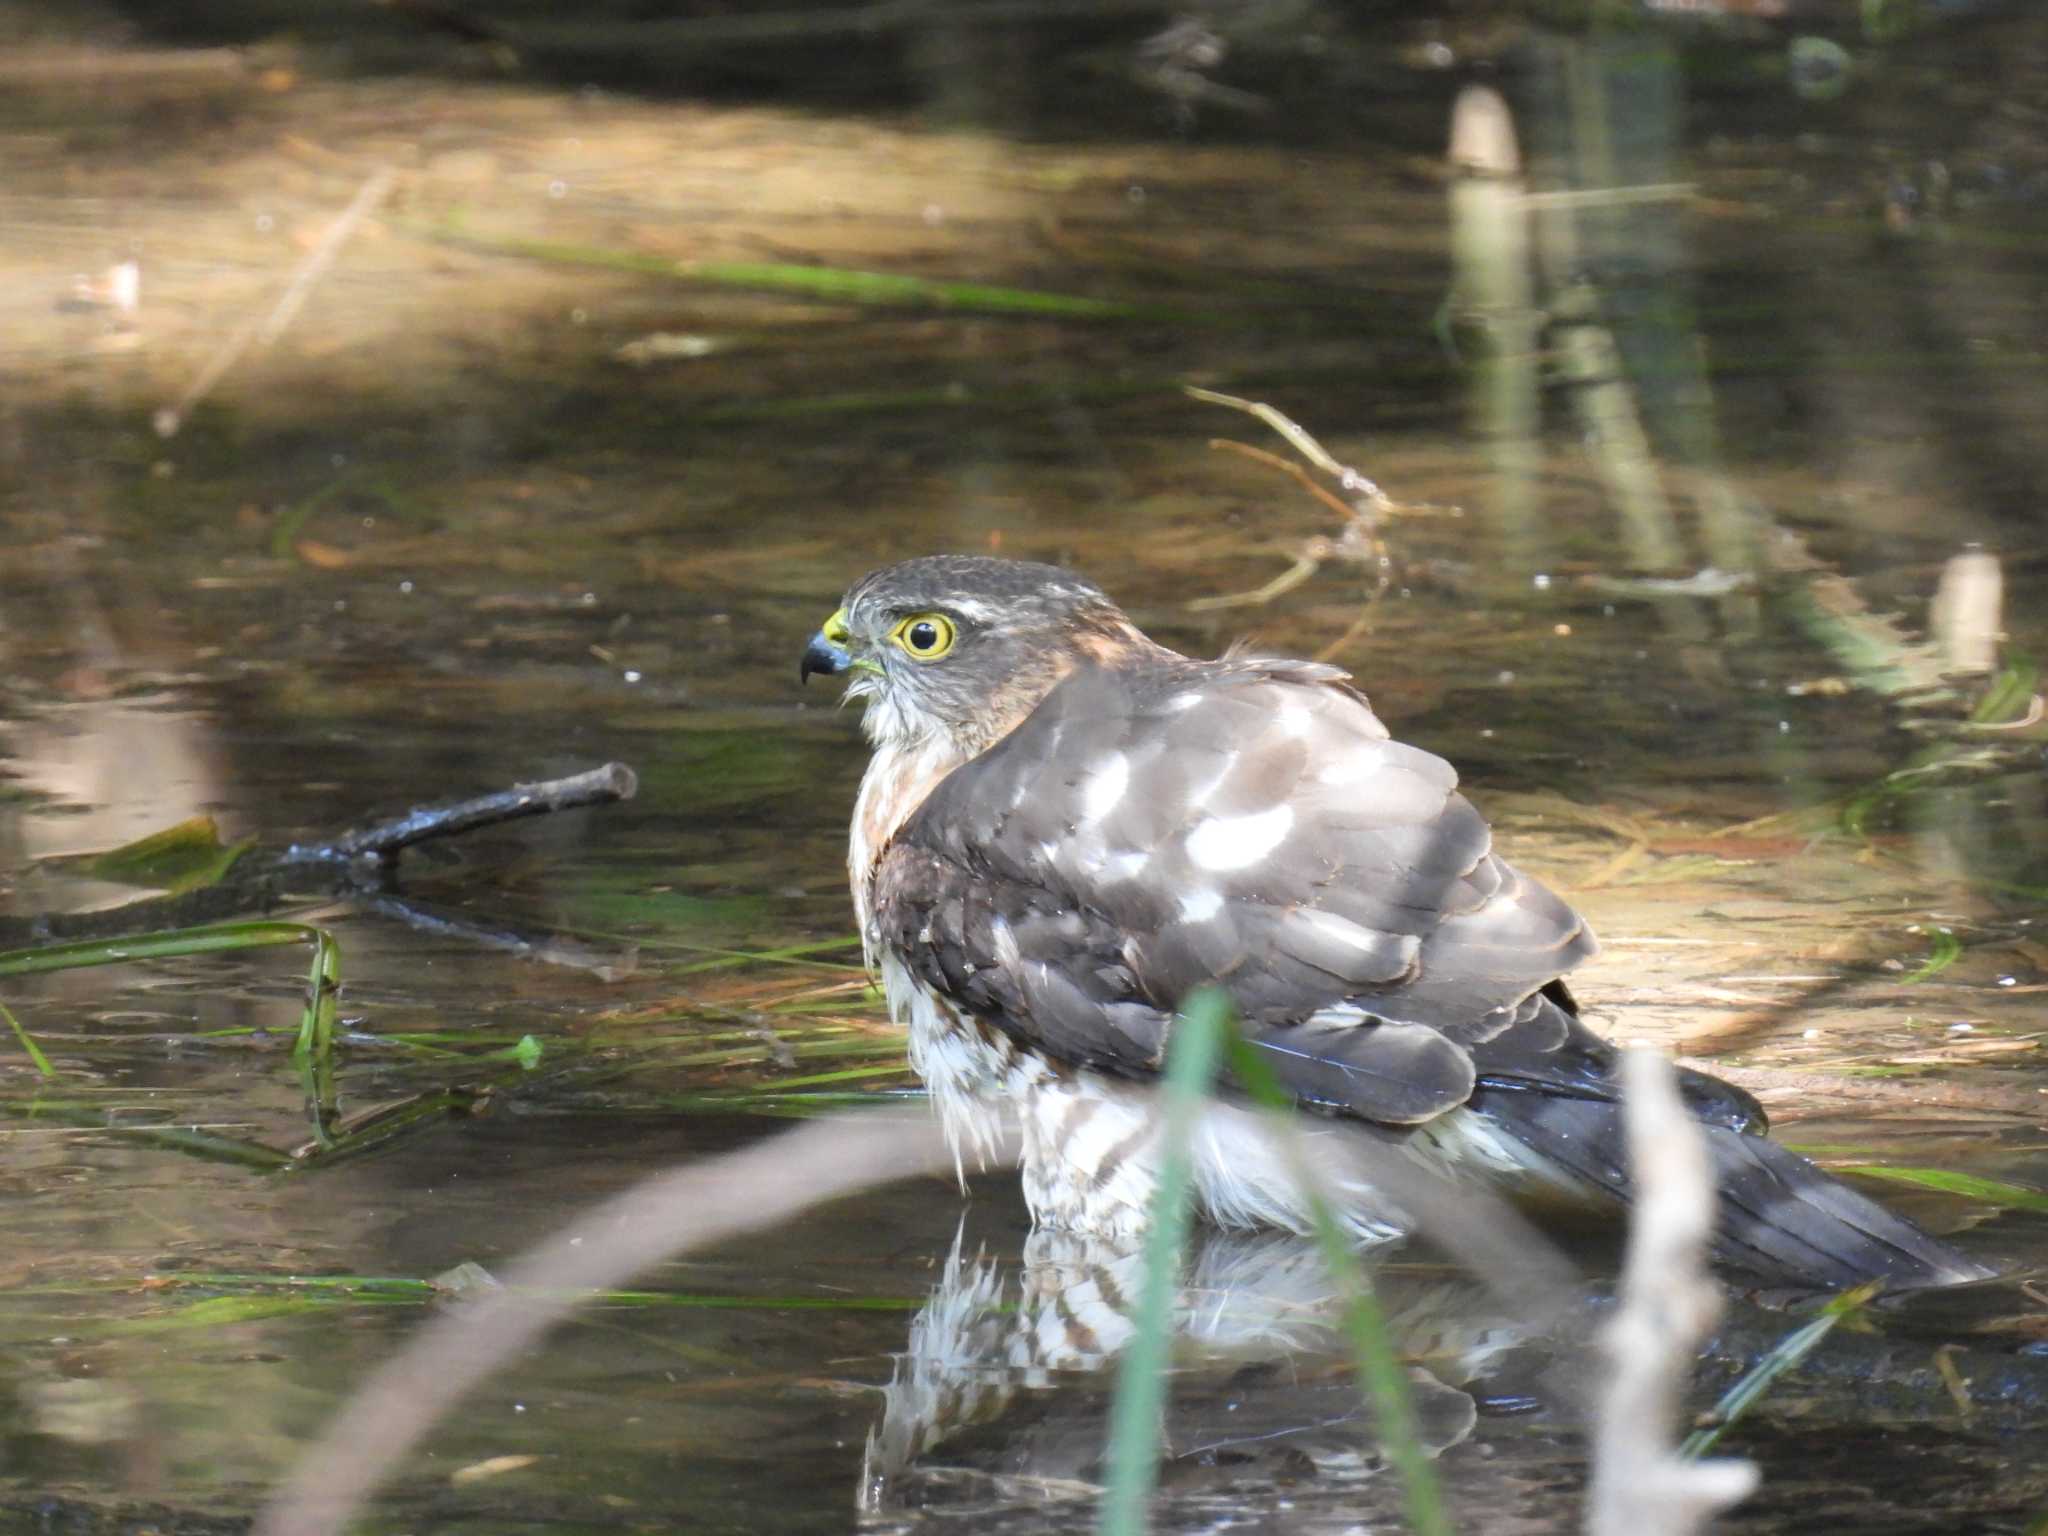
[882,952,1039,1188]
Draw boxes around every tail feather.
[1467,1084,1992,1291]
[1703,1127,1992,1290]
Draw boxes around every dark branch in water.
[279,761,639,870]
[0,763,639,951]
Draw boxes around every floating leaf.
[85,816,254,893]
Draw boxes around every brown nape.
[1071,609,1169,666]
[976,666,1082,755]
[973,610,1172,753]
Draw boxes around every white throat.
[849,733,968,962]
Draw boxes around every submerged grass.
[1833,1165,2048,1214]
[1681,1284,1879,1458]
[108,1270,927,1334]
[1,997,54,1077]
[0,920,545,1168]
[0,1098,293,1169]
[1901,928,1963,983]
[0,917,902,1159]
[664,936,867,976]
[0,919,342,1069]
[406,222,1171,321]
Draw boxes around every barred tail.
[1467,1085,1993,1291]
[1700,1124,1992,1290]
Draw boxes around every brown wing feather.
[875,659,1597,1126]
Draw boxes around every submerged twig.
[1184,388,1453,647]
[1961,691,2043,733]
[1208,439,1361,525]
[357,893,639,980]
[1186,387,1393,506]
[1767,529,1957,703]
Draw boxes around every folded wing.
[874,658,1598,1126]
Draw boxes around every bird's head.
[801,555,1159,754]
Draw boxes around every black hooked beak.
[800,607,853,684]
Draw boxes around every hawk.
[802,555,1989,1290]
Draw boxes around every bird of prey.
[801,555,1990,1290]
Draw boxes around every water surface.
[2,4,2046,1531]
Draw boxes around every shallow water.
[2,3,2046,1532]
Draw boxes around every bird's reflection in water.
[862,1221,2048,1529]
[861,1225,1570,1521]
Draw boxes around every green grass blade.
[1100,986,1231,1536]
[401,223,1168,321]
[665,936,868,976]
[0,1099,291,1170]
[0,921,326,979]
[286,1088,486,1169]
[1680,1284,1878,1457]
[117,1294,378,1332]
[1900,928,1961,983]
[687,1063,909,1096]
[1832,1165,2048,1214]
[292,928,345,1143]
[0,998,54,1078]
[1968,659,2037,725]
[293,926,342,1063]
[1220,1032,1452,1536]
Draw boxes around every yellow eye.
[891,612,956,660]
